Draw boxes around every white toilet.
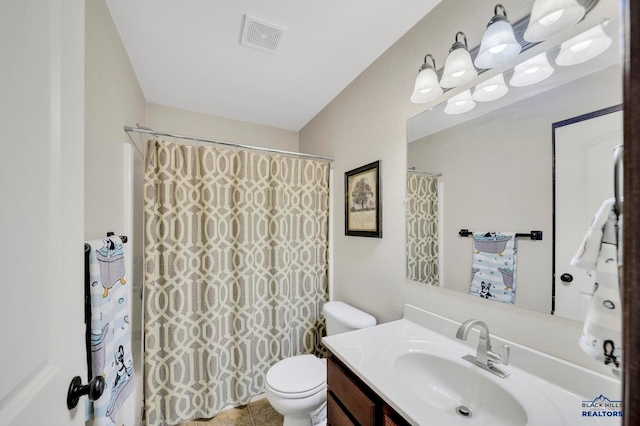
[265,301,376,426]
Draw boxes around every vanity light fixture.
[523,0,586,42]
[474,5,522,69]
[444,89,476,114]
[440,32,478,88]
[472,73,509,102]
[410,54,444,104]
[555,23,612,66]
[509,52,555,87]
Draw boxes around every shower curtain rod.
[407,168,442,177]
[124,125,334,162]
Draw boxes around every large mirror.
[406,1,622,318]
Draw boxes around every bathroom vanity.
[323,304,621,426]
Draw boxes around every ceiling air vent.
[240,14,286,54]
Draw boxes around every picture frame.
[345,160,382,238]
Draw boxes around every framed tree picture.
[345,160,382,238]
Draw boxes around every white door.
[554,109,623,321]
[0,1,86,425]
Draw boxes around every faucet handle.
[487,344,510,366]
[502,344,510,366]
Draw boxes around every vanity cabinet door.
[327,392,356,426]
[327,351,410,426]
[382,405,411,426]
[383,415,398,426]
[327,353,377,425]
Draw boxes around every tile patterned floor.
[181,398,284,426]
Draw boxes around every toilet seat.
[266,355,326,399]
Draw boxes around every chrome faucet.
[456,319,510,378]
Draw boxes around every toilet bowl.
[265,302,376,426]
[265,355,327,426]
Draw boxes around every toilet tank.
[322,301,376,336]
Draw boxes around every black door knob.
[67,375,105,409]
[560,273,574,283]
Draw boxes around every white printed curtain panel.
[143,139,330,425]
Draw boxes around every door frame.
[622,0,639,424]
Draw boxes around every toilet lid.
[266,355,326,394]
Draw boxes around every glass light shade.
[555,25,613,66]
[510,52,555,87]
[472,73,509,102]
[410,67,443,104]
[475,19,522,69]
[440,48,478,88]
[444,90,476,115]
[523,0,586,42]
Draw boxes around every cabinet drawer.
[327,355,376,426]
[327,392,356,426]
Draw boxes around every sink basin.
[393,351,527,425]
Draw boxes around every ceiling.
[106,0,442,131]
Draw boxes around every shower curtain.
[406,172,439,285]
[143,139,330,425]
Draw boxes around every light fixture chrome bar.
[123,125,334,162]
[435,0,599,83]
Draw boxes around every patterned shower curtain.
[143,139,330,425]
[406,172,439,285]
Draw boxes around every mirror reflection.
[553,106,622,320]
[406,13,622,316]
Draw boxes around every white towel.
[86,237,136,424]
[570,198,615,269]
[572,200,622,377]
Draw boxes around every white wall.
[299,0,536,323]
[85,0,147,239]
[409,66,622,314]
[85,1,147,424]
[146,103,299,152]
[299,0,620,375]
